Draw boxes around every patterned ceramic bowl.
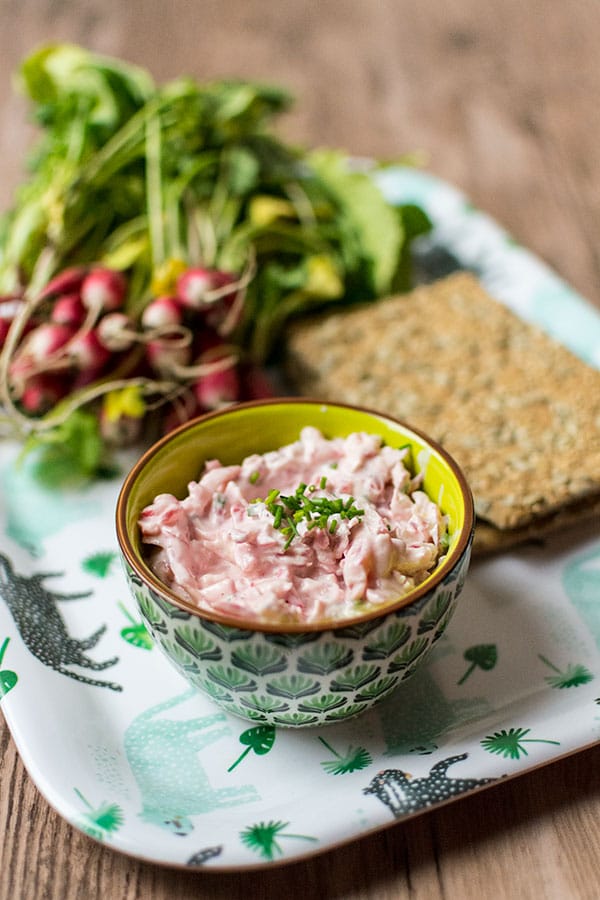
[116,399,474,728]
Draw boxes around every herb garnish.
[255,482,364,550]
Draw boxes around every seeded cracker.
[285,272,600,554]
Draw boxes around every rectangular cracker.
[285,273,600,552]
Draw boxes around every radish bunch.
[5,266,129,416]
[1,262,275,444]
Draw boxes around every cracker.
[285,273,600,550]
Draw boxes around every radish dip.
[139,427,448,624]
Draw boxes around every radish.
[19,322,76,361]
[141,296,184,330]
[81,267,127,313]
[97,312,136,352]
[146,333,191,376]
[193,325,225,356]
[67,329,111,374]
[20,373,68,415]
[194,362,240,409]
[176,268,234,310]
[39,266,87,300]
[0,317,13,348]
[239,363,277,400]
[51,293,86,327]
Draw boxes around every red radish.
[20,373,68,415]
[97,312,135,352]
[194,362,240,409]
[146,333,191,376]
[141,296,184,330]
[39,266,87,300]
[177,268,234,310]
[81,267,127,313]
[51,293,86,327]
[203,291,244,334]
[0,317,13,348]
[67,330,111,374]
[176,268,214,308]
[19,322,76,361]
[239,363,278,400]
[193,326,225,355]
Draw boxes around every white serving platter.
[1,167,599,870]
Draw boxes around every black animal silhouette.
[187,846,223,866]
[0,552,121,690]
[363,753,498,817]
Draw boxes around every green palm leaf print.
[481,727,560,760]
[240,820,317,859]
[318,737,372,775]
[538,655,594,689]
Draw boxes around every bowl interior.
[117,399,473,624]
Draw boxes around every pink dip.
[139,428,447,624]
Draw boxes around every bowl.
[116,399,474,728]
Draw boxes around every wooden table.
[1,2,600,897]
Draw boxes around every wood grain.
[1,1,600,897]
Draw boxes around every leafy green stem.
[317,736,341,758]
[227,746,252,772]
[538,654,561,674]
[117,601,137,625]
[457,662,476,685]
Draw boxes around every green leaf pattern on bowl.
[296,644,354,675]
[174,626,222,660]
[205,665,257,692]
[417,590,453,634]
[388,637,430,674]
[266,675,320,699]
[362,622,411,659]
[231,645,287,676]
[329,664,380,692]
[239,695,290,714]
[129,554,468,726]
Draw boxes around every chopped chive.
[249,470,261,484]
[258,479,365,549]
[319,475,327,489]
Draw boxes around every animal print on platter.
[127,548,470,727]
[363,753,500,817]
[0,553,122,690]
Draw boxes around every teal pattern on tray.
[563,544,600,649]
[1,459,98,556]
[123,689,260,836]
